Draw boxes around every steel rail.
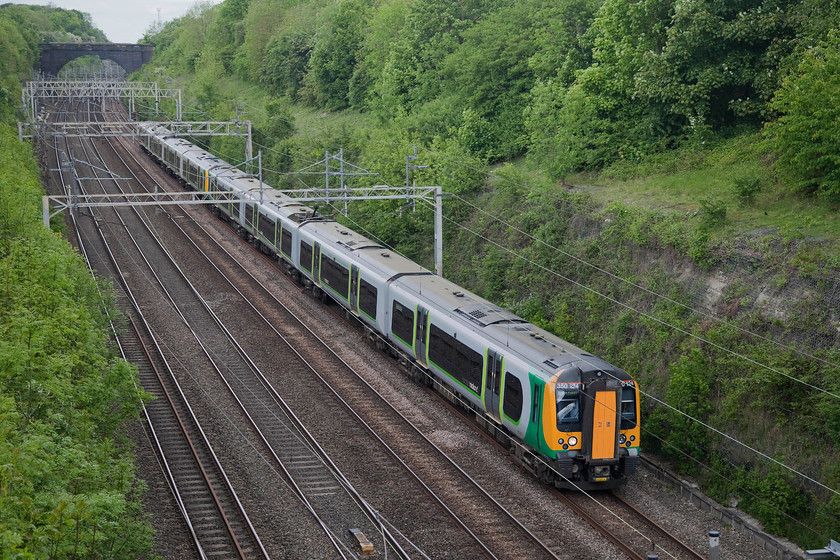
[65,98,267,560]
[83,108,364,559]
[43,96,209,559]
[610,492,706,560]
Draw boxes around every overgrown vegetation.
[129,0,838,549]
[1,4,156,557]
[0,122,155,558]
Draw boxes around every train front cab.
[540,366,640,490]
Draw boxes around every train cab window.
[503,374,523,422]
[359,279,377,320]
[620,386,637,428]
[391,300,414,345]
[300,241,313,272]
[556,386,581,431]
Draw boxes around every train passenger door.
[484,350,503,422]
[349,266,360,313]
[313,243,322,284]
[414,306,428,365]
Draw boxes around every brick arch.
[39,43,154,76]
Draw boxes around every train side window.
[321,255,350,300]
[503,374,523,422]
[281,228,293,257]
[620,386,637,428]
[245,204,257,228]
[359,279,377,321]
[258,213,275,243]
[428,324,482,393]
[300,241,312,272]
[391,300,414,345]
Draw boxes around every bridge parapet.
[39,43,154,76]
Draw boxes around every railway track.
[100,100,710,559]
[97,105,564,560]
[43,95,270,560]
[555,491,706,560]
[35,90,722,560]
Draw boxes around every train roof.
[302,219,430,279]
[394,274,627,380]
[141,128,629,381]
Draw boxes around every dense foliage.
[0,123,154,558]
[140,0,840,195]
[765,29,840,201]
[0,3,108,124]
[1,4,155,557]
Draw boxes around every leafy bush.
[698,197,727,229]
[0,124,153,557]
[733,174,763,204]
[766,30,840,201]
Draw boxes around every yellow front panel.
[592,391,617,460]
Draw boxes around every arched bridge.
[40,43,154,76]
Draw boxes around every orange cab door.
[591,390,619,460]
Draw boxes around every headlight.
[619,434,627,444]
[568,436,578,446]
[557,438,564,445]
[630,435,636,442]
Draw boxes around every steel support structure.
[23,80,182,123]
[43,185,446,275]
[21,120,253,144]
[807,540,840,559]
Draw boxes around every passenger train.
[138,123,641,490]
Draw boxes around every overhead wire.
[449,192,840,378]
[131,92,704,558]
[159,86,840,453]
[63,102,414,559]
[415,195,840,498]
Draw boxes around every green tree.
[443,4,539,160]
[375,0,480,116]
[526,0,599,85]
[765,29,840,201]
[526,0,674,176]
[348,0,408,109]
[636,0,797,131]
[308,0,369,110]
[261,29,313,99]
